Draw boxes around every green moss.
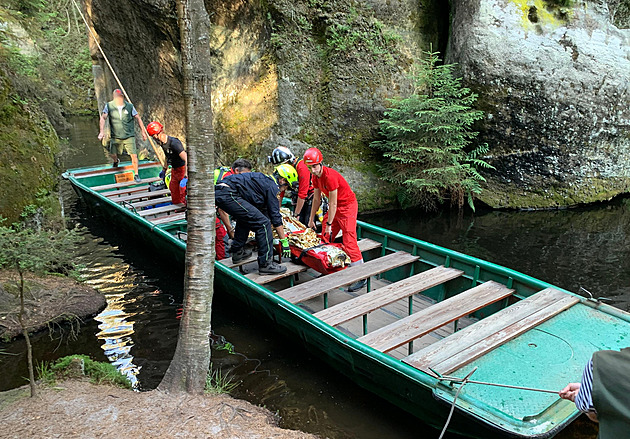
[478,177,630,210]
[42,355,132,389]
[0,60,59,223]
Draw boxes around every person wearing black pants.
[216,172,291,275]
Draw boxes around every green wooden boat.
[63,161,630,438]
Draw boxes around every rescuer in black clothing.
[216,172,290,275]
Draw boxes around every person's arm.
[179,151,188,176]
[294,197,306,217]
[134,114,148,141]
[325,189,338,238]
[308,189,321,229]
[218,208,234,239]
[98,111,108,140]
[560,358,598,421]
[294,167,310,217]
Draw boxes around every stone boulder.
[450,0,630,208]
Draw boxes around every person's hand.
[227,229,235,240]
[98,131,105,140]
[142,131,148,142]
[308,219,316,229]
[325,224,332,240]
[559,383,581,402]
[280,238,291,259]
[159,169,166,180]
[180,177,188,188]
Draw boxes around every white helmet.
[268,146,295,165]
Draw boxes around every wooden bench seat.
[357,280,514,353]
[403,288,579,375]
[246,262,308,285]
[92,177,161,192]
[277,252,419,304]
[149,212,187,225]
[314,266,463,327]
[132,197,173,209]
[114,189,170,203]
[138,203,185,217]
[102,185,154,198]
[74,162,160,179]
[219,237,383,269]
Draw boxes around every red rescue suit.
[215,168,235,260]
[313,166,362,263]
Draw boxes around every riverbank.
[0,379,316,439]
[0,271,106,341]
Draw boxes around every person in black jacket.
[216,172,290,275]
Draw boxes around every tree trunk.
[18,270,37,397]
[158,0,216,394]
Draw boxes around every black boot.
[232,247,253,264]
[347,279,367,293]
[258,261,287,275]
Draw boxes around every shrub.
[371,50,493,210]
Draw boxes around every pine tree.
[371,50,493,210]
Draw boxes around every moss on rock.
[0,59,59,223]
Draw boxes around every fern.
[371,50,494,211]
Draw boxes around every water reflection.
[363,200,630,312]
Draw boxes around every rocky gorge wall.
[450,0,630,208]
[85,0,630,211]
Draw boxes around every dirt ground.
[0,379,317,439]
[0,271,106,340]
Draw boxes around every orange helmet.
[303,147,323,166]
[147,121,163,136]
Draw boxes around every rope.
[70,0,166,167]
[438,367,477,439]
[433,367,560,437]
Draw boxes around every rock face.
[86,0,630,210]
[450,0,630,209]
[86,0,448,210]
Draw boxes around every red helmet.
[303,147,323,166]
[147,121,163,136]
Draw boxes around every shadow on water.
[0,116,611,438]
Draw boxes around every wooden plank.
[357,281,514,353]
[131,197,173,209]
[73,162,160,178]
[277,252,419,304]
[314,266,463,327]
[246,262,308,285]
[92,177,161,192]
[138,203,185,217]
[357,238,382,253]
[218,238,383,269]
[114,189,170,203]
[102,185,153,198]
[403,288,571,372]
[426,293,580,375]
[149,212,187,225]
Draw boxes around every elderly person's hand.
[559,383,581,402]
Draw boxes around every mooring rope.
[70,0,166,167]
[433,367,561,437]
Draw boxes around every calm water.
[1,116,618,439]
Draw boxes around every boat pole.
[70,0,166,168]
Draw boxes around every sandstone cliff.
[85,0,630,210]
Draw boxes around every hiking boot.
[232,247,253,264]
[112,161,119,168]
[134,174,142,182]
[258,261,287,275]
[347,279,367,293]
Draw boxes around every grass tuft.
[205,364,240,395]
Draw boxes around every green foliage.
[0,0,95,118]
[0,221,81,277]
[371,51,493,211]
[205,364,240,395]
[37,355,132,389]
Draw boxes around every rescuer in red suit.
[304,147,366,292]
